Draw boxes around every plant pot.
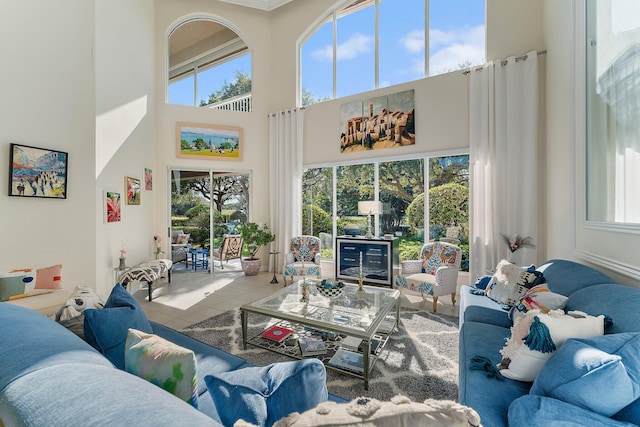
[241,258,261,276]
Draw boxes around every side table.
[269,251,280,284]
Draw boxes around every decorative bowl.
[316,279,345,298]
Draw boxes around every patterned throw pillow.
[177,233,190,245]
[56,285,105,322]
[498,309,605,382]
[486,260,544,307]
[34,264,63,290]
[0,271,27,301]
[125,328,198,407]
[508,284,568,323]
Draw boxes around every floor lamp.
[358,201,382,238]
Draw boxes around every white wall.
[95,0,156,296]
[0,1,96,291]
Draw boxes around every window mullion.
[425,0,429,77]
[332,9,337,100]
[194,62,199,107]
[374,0,379,89]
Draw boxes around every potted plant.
[239,222,276,275]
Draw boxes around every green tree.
[336,164,374,216]
[199,71,252,107]
[302,204,332,235]
[406,183,469,232]
[301,88,330,107]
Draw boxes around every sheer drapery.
[469,51,539,281]
[593,45,640,223]
[268,109,304,273]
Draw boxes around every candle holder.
[357,251,365,295]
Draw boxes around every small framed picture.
[144,167,153,191]
[125,176,141,205]
[105,191,122,223]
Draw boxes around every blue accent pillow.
[474,275,492,290]
[204,359,328,427]
[530,332,640,417]
[83,283,152,370]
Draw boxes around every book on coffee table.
[261,325,293,343]
[328,348,377,374]
[298,336,327,356]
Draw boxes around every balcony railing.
[207,93,252,112]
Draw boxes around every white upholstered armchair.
[283,236,322,285]
[395,241,462,312]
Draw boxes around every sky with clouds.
[302,0,485,100]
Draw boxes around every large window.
[302,154,469,271]
[168,19,252,111]
[585,0,640,224]
[300,0,485,106]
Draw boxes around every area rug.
[183,307,460,402]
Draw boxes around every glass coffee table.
[240,279,400,389]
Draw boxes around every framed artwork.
[144,167,152,191]
[8,143,68,199]
[176,122,242,160]
[339,89,415,153]
[125,176,141,205]
[105,191,121,223]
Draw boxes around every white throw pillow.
[268,396,481,427]
[486,260,541,306]
[498,309,605,382]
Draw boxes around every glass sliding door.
[428,155,469,271]
[301,154,470,272]
[302,167,334,258]
[169,168,250,272]
[336,164,374,237]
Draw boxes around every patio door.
[169,168,250,271]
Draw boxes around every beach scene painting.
[176,122,242,160]
[9,143,68,199]
[340,89,415,153]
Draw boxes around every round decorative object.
[316,279,345,298]
[241,258,261,276]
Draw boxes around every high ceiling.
[218,0,293,11]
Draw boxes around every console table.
[335,236,399,288]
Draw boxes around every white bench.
[119,259,172,302]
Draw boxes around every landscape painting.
[8,143,68,199]
[177,122,242,160]
[339,89,415,153]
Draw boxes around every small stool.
[189,249,209,271]
[119,259,172,302]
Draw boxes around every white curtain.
[268,108,304,273]
[469,51,539,281]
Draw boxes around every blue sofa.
[0,301,339,426]
[458,259,640,426]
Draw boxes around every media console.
[335,236,399,288]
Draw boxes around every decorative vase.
[241,258,261,276]
[119,256,126,270]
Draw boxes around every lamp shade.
[358,201,382,215]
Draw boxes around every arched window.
[168,18,252,112]
[300,0,485,106]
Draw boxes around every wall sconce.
[358,201,382,238]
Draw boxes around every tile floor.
[134,259,461,331]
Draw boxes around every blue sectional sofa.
[458,259,640,426]
[0,299,335,426]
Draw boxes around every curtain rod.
[462,50,547,75]
[268,106,305,118]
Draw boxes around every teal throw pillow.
[530,333,640,417]
[204,359,328,427]
[83,283,152,369]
